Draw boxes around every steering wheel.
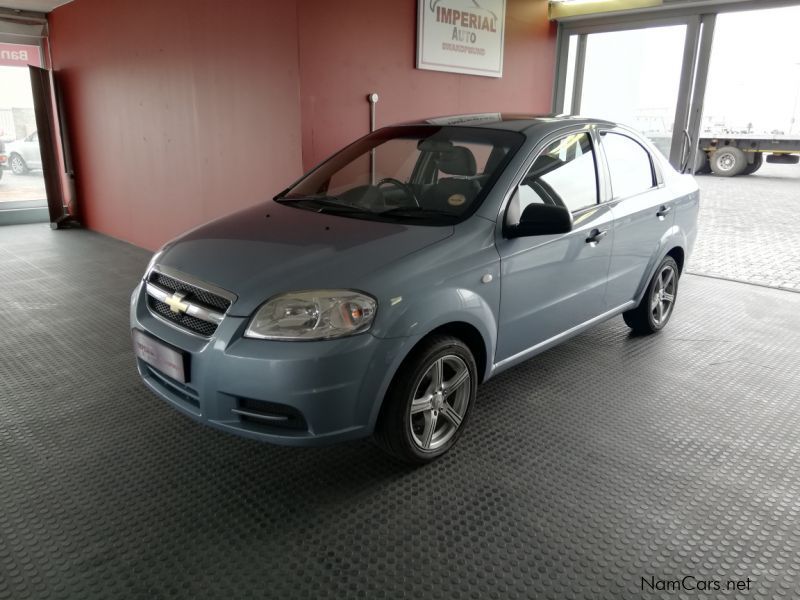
[376,177,420,207]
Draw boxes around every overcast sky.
[705,6,800,134]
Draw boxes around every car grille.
[145,269,233,337]
[147,297,219,337]
[149,271,231,312]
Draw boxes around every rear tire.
[374,335,477,465]
[710,146,747,177]
[623,256,680,335]
[740,152,763,176]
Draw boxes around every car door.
[598,129,676,308]
[24,131,42,169]
[494,128,614,364]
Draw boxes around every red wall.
[296,0,556,169]
[48,0,303,250]
[48,0,555,250]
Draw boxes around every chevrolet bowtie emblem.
[164,291,189,314]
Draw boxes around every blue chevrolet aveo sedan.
[131,114,699,464]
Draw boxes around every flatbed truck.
[694,134,800,177]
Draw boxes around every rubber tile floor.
[1,224,799,600]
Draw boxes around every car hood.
[157,200,454,316]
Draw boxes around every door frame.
[552,0,800,173]
[553,14,716,172]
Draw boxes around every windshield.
[277,126,524,225]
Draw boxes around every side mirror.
[506,201,573,238]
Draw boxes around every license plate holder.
[132,330,188,383]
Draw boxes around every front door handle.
[656,205,672,219]
[586,228,608,245]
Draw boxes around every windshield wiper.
[275,195,368,214]
[379,207,458,220]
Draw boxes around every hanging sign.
[0,43,41,68]
[416,0,506,78]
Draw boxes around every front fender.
[378,286,497,378]
[360,286,498,433]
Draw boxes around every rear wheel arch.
[666,246,685,274]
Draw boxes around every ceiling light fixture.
[549,0,663,20]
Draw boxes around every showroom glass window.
[601,132,656,199]
[506,132,599,226]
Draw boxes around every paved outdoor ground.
[0,170,46,203]
[688,162,799,292]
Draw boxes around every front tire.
[9,154,28,175]
[623,256,680,335]
[374,335,477,465]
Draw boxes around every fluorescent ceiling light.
[549,0,663,19]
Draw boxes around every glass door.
[555,16,714,172]
[580,26,687,160]
[0,42,47,220]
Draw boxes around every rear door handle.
[586,228,608,245]
[656,205,672,218]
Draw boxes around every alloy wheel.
[409,354,471,451]
[10,156,25,175]
[651,264,677,326]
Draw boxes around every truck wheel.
[374,335,477,465]
[693,150,711,174]
[741,153,763,176]
[710,146,747,177]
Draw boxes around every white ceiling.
[0,0,72,13]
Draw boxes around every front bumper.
[130,282,414,446]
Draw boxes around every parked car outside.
[6,131,42,174]
[0,139,6,180]
[130,114,699,464]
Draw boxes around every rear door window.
[601,132,656,199]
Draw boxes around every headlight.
[244,290,377,340]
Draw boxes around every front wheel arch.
[364,317,492,435]
[374,334,479,463]
[421,322,488,384]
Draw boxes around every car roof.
[395,113,617,134]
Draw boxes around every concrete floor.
[1,223,799,599]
